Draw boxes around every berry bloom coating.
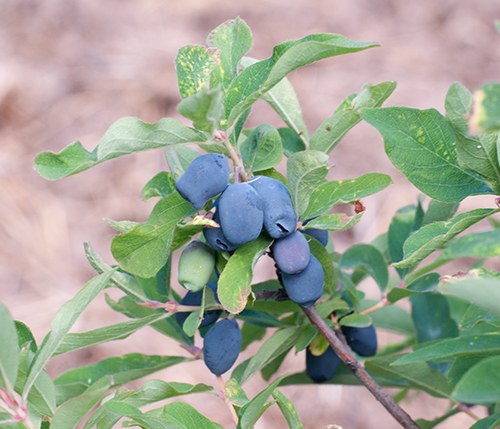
[203,318,242,376]
[175,153,230,210]
[272,230,310,274]
[175,283,221,328]
[218,183,264,246]
[281,254,324,307]
[341,324,378,357]
[178,240,216,292]
[248,176,297,239]
[306,346,342,383]
[203,200,238,252]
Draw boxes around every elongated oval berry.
[175,283,222,328]
[248,176,297,239]
[218,183,263,246]
[272,231,310,274]
[203,318,242,376]
[178,240,216,292]
[281,254,324,307]
[175,153,230,210]
[341,324,378,357]
[306,346,341,383]
[203,200,239,252]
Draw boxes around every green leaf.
[176,45,219,99]
[414,408,461,429]
[224,378,249,408]
[164,145,201,182]
[278,128,306,157]
[262,78,309,142]
[240,124,283,172]
[301,173,392,221]
[54,354,190,404]
[22,271,114,400]
[53,312,171,357]
[445,82,500,194]
[470,83,500,133]
[240,323,267,352]
[178,86,224,134]
[310,81,396,153]
[15,321,37,353]
[302,212,363,231]
[340,244,389,292]
[393,208,500,270]
[237,374,286,429]
[452,356,500,404]
[51,376,112,429]
[34,118,207,180]
[365,354,453,398]
[386,273,440,304]
[127,402,223,429]
[361,299,415,335]
[286,150,329,217]
[361,107,493,202]
[218,234,273,314]
[272,389,304,429]
[388,204,423,279]
[439,276,500,318]
[225,34,378,127]
[422,199,460,225]
[207,17,253,89]
[338,313,372,328]
[435,228,500,265]
[469,415,500,429]
[0,303,19,390]
[393,333,500,365]
[111,192,196,278]
[239,328,301,385]
[410,293,458,344]
[306,235,335,294]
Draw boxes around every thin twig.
[302,306,420,429]
[218,133,248,183]
[217,375,239,427]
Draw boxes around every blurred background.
[1,0,500,427]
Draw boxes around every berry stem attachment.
[215,131,248,183]
[217,375,239,427]
[302,305,420,429]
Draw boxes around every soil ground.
[1,1,500,428]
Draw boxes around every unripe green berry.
[178,240,216,292]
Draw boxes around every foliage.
[1,16,499,428]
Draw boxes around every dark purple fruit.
[272,231,310,274]
[175,283,221,328]
[175,153,230,210]
[203,318,242,376]
[281,254,324,307]
[306,346,341,383]
[248,176,297,239]
[341,324,377,357]
[301,218,329,247]
[203,200,238,252]
[218,183,263,246]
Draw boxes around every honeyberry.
[306,346,341,383]
[175,283,221,328]
[301,218,329,247]
[248,176,297,239]
[218,183,264,246]
[203,200,238,252]
[203,318,242,376]
[175,153,230,210]
[341,324,378,357]
[281,254,324,307]
[178,240,216,292]
[272,230,310,274]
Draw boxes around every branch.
[301,306,420,429]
